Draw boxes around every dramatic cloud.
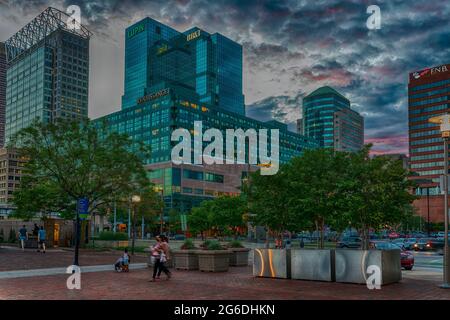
[1,0,449,154]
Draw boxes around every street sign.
[77,198,89,220]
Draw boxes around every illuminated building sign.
[186,30,201,41]
[411,64,450,80]
[137,88,170,104]
[157,44,168,55]
[128,23,145,39]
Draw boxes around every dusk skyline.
[1,0,449,154]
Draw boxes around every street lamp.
[429,114,450,289]
[131,195,141,255]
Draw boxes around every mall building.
[408,63,450,222]
[94,18,318,215]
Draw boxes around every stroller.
[115,251,130,272]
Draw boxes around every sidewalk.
[0,246,148,272]
[1,266,450,300]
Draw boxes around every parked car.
[413,238,433,251]
[372,241,414,270]
[403,238,418,250]
[172,234,186,241]
[437,232,450,238]
[391,238,407,250]
[336,236,362,248]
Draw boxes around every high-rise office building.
[303,86,364,152]
[0,43,6,147]
[95,18,317,215]
[408,63,450,222]
[122,18,245,115]
[4,7,92,142]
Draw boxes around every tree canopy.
[10,119,152,219]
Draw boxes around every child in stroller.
[114,248,130,272]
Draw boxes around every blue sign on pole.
[77,198,89,220]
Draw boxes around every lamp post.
[429,114,450,289]
[131,195,141,255]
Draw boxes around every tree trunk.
[320,219,325,249]
[361,227,369,250]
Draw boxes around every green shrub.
[228,240,244,248]
[201,239,212,248]
[181,239,196,250]
[98,231,128,241]
[206,240,224,250]
[0,229,4,243]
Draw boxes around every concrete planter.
[94,240,130,248]
[291,249,335,282]
[335,249,402,285]
[253,249,291,279]
[228,248,251,266]
[172,249,199,270]
[197,250,230,272]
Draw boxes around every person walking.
[18,225,28,251]
[37,226,46,253]
[149,235,162,282]
[157,235,172,280]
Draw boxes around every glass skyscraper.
[0,42,6,147]
[4,7,92,142]
[303,86,364,152]
[95,17,317,215]
[121,18,245,115]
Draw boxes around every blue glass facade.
[5,30,90,142]
[122,18,245,115]
[303,86,363,152]
[122,18,179,109]
[0,43,6,147]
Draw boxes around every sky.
[0,0,449,155]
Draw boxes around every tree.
[208,195,247,239]
[287,148,350,248]
[10,119,151,219]
[246,164,301,247]
[189,201,214,240]
[340,145,417,249]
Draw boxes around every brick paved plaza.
[1,246,450,300]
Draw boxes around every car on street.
[413,238,433,251]
[336,236,362,248]
[371,241,414,270]
[403,238,418,250]
[391,238,407,250]
[437,232,450,238]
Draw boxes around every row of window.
[409,95,448,107]
[410,130,441,138]
[410,137,443,146]
[410,86,450,100]
[409,103,449,115]
[410,153,443,161]
[410,79,450,92]
[410,144,443,153]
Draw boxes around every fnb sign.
[411,64,449,80]
[187,30,201,41]
[128,23,145,38]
